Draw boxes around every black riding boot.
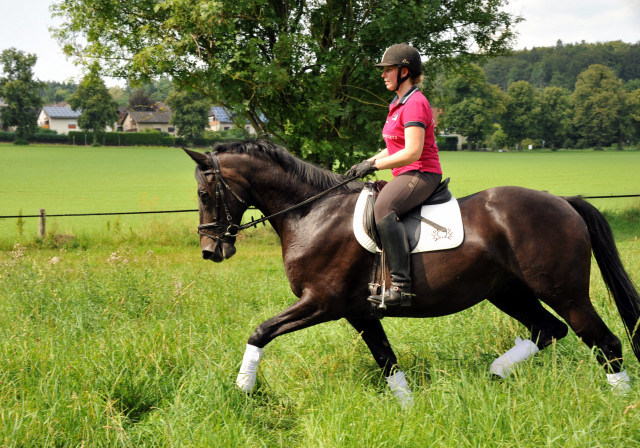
[368,212,415,307]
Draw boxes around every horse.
[183,140,640,405]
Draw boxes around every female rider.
[347,43,443,307]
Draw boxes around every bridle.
[197,151,248,242]
[196,151,359,242]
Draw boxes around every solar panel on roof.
[210,106,231,122]
[44,106,82,118]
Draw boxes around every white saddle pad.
[352,187,464,254]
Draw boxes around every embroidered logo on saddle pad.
[352,185,464,253]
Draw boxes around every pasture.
[1,144,640,446]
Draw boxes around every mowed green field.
[1,143,640,446]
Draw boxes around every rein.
[197,151,358,239]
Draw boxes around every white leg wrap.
[236,344,263,393]
[386,370,414,408]
[607,370,631,395]
[490,337,540,378]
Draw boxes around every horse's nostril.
[202,250,214,260]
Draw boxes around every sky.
[1,0,639,86]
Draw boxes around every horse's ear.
[182,147,209,167]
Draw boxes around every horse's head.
[184,148,249,262]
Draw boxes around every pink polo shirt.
[382,86,441,177]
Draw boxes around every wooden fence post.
[38,209,46,238]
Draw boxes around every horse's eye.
[199,191,210,202]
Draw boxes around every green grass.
[1,144,640,246]
[1,143,640,446]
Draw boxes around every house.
[209,106,234,132]
[121,103,175,134]
[37,103,83,134]
[209,106,258,135]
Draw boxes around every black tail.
[565,196,640,362]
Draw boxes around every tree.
[52,0,520,169]
[68,65,119,146]
[628,89,640,143]
[128,88,156,111]
[0,48,43,144]
[572,64,626,150]
[535,86,573,149]
[439,64,504,149]
[500,81,536,149]
[166,88,210,144]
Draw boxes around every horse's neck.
[246,165,323,214]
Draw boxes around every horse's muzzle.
[201,238,237,262]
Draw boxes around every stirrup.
[368,285,414,308]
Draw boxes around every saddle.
[353,177,464,254]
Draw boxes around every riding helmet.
[375,43,422,76]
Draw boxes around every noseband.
[197,151,248,242]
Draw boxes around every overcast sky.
[1,0,639,86]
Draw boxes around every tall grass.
[1,144,640,446]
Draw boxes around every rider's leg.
[368,170,441,307]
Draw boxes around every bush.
[436,135,459,151]
[31,132,68,143]
[0,131,15,141]
[68,131,177,147]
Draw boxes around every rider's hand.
[346,160,377,178]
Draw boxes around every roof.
[210,106,233,123]
[126,105,172,124]
[42,105,82,119]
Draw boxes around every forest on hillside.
[482,40,640,91]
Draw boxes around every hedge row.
[0,131,68,143]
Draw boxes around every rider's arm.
[370,126,425,171]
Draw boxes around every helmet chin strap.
[394,65,411,92]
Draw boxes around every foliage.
[68,64,119,145]
[39,80,78,104]
[52,0,520,169]
[438,65,505,149]
[166,87,210,144]
[0,130,68,143]
[68,130,176,147]
[127,88,156,111]
[483,40,640,91]
[535,86,573,149]
[0,48,43,143]
[572,64,628,150]
[500,81,537,148]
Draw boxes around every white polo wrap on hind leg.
[386,370,414,408]
[607,370,631,394]
[236,344,263,393]
[490,337,540,378]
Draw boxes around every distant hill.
[482,40,640,91]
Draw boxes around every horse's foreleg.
[236,296,332,393]
[347,317,414,408]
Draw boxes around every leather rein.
[197,151,358,241]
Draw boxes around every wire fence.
[0,195,638,220]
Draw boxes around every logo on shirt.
[392,113,399,121]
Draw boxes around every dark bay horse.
[184,140,640,403]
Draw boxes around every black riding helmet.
[375,43,422,92]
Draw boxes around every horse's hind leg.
[547,295,624,374]
[489,280,569,349]
[347,317,413,407]
[538,270,631,391]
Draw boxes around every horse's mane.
[212,139,362,193]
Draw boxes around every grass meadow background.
[1,143,640,446]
